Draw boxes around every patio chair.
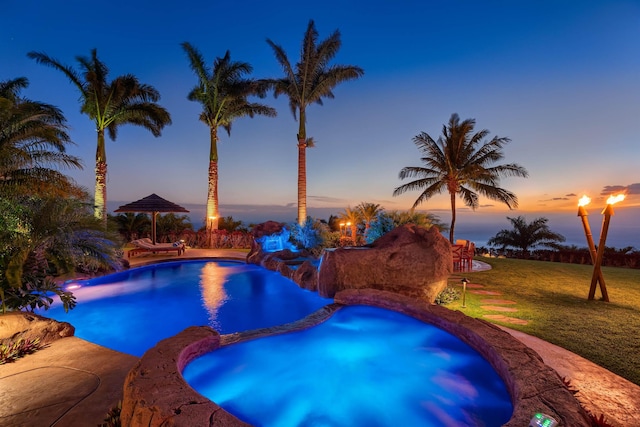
[452,243,465,271]
[128,238,185,258]
[462,241,475,271]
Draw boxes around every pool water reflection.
[41,260,331,356]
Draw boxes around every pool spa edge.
[121,289,591,426]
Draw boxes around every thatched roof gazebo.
[114,194,189,244]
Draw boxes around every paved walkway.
[1,253,639,426]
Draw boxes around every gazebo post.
[152,212,158,245]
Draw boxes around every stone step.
[480,299,517,305]
[480,305,518,312]
[469,290,502,295]
[483,314,529,325]
[452,282,484,289]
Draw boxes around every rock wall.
[318,224,452,302]
[120,326,250,427]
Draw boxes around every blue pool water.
[41,260,331,356]
[183,305,513,427]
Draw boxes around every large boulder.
[292,260,319,291]
[318,225,452,302]
[0,312,75,346]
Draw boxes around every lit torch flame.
[606,194,625,205]
[578,195,591,207]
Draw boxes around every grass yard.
[446,257,640,386]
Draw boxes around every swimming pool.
[183,305,513,426]
[41,260,332,356]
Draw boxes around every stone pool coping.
[121,289,591,427]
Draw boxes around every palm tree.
[488,216,566,257]
[181,42,276,237]
[338,207,360,242]
[0,77,82,198]
[387,210,447,230]
[109,212,151,241]
[393,113,528,243]
[355,202,383,237]
[155,213,193,242]
[27,49,172,226]
[267,20,364,225]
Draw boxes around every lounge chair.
[128,238,186,258]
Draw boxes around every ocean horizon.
[108,201,639,251]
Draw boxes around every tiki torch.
[588,194,625,301]
[577,195,605,290]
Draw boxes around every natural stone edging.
[122,290,591,427]
[120,326,250,427]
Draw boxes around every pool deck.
[1,251,639,426]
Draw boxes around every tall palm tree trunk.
[297,109,307,225]
[95,130,107,228]
[206,127,220,242]
[449,192,456,243]
[297,138,307,225]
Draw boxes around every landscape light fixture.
[588,194,625,302]
[461,277,468,308]
[577,195,605,291]
[529,412,558,427]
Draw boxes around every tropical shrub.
[0,337,43,364]
[155,213,193,243]
[1,196,123,313]
[218,216,247,232]
[289,217,331,257]
[434,285,460,305]
[108,213,151,242]
[364,212,396,244]
[99,401,122,427]
[365,210,447,244]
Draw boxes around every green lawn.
[446,257,640,386]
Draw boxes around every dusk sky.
[3,0,639,247]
